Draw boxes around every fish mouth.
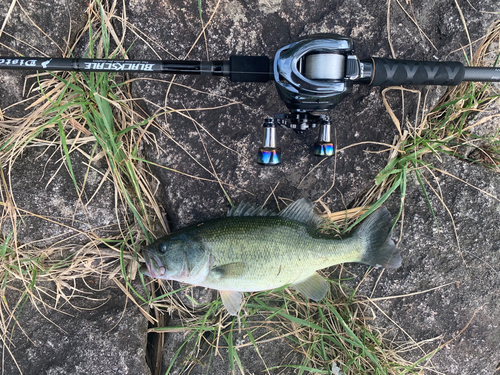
[141,250,166,278]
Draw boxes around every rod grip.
[369,58,465,86]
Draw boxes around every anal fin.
[291,273,328,302]
[220,290,243,316]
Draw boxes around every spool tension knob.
[313,119,334,156]
[257,118,282,165]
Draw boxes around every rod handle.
[368,58,465,86]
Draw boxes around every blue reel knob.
[257,118,282,165]
[313,119,334,157]
[257,147,282,165]
[313,142,334,156]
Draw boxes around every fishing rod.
[1,34,499,165]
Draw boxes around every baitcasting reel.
[259,34,498,165]
[1,34,499,165]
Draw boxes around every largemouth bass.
[141,199,401,315]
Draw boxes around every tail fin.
[355,207,401,268]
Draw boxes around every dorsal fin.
[227,202,274,217]
[279,198,322,227]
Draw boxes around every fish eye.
[158,243,168,254]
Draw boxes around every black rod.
[0,55,273,82]
[463,67,500,82]
[0,56,227,75]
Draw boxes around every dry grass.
[0,0,242,373]
[148,284,426,375]
[347,19,500,236]
[0,1,163,371]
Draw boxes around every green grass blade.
[57,120,80,194]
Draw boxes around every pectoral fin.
[220,290,243,315]
[210,262,246,280]
[291,273,328,302]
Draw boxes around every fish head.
[141,238,188,280]
[140,233,211,284]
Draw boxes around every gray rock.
[0,5,145,375]
[0,0,88,118]
[465,99,500,166]
[161,314,302,375]
[355,154,500,374]
[470,99,500,139]
[1,278,151,375]
[0,145,121,247]
[0,0,120,248]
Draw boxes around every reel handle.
[257,118,282,165]
[313,119,334,157]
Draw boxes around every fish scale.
[193,216,360,291]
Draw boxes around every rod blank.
[0,56,223,74]
[0,55,273,82]
[463,67,500,82]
